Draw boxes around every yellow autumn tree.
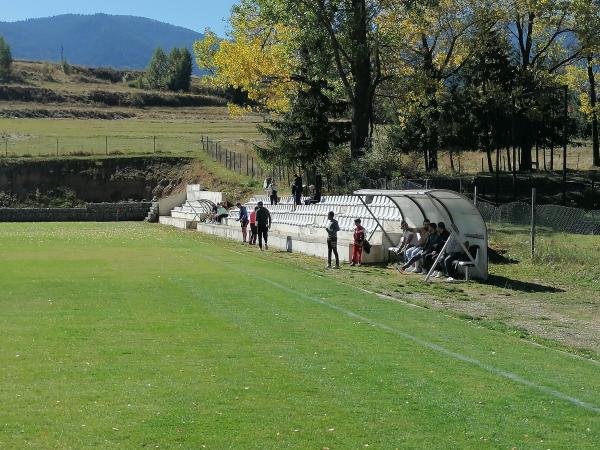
[193,1,296,113]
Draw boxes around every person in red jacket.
[351,218,365,266]
[248,207,258,245]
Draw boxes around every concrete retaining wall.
[0,202,151,222]
[158,216,192,229]
[196,222,387,263]
[186,185,223,204]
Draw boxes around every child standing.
[249,206,258,245]
[351,218,365,266]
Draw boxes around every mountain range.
[0,14,204,73]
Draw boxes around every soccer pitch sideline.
[1,223,598,449]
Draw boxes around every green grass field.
[1,222,599,449]
[0,115,263,158]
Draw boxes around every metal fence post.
[153,136,156,154]
[105,136,108,155]
[531,187,536,260]
[562,84,568,206]
[56,138,59,156]
[474,185,478,206]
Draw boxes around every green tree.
[256,32,351,171]
[146,47,169,90]
[0,36,13,80]
[501,0,589,171]
[168,48,193,92]
[573,0,600,165]
[298,0,384,158]
[196,0,385,158]
[462,23,516,172]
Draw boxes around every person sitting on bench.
[402,222,440,273]
[389,221,416,261]
[216,203,229,224]
[304,185,321,205]
[422,222,451,272]
[403,219,430,272]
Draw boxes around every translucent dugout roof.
[354,189,488,279]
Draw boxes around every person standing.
[249,206,258,245]
[268,180,279,205]
[263,176,272,196]
[351,218,365,266]
[293,174,303,205]
[235,202,249,243]
[325,211,340,269]
[255,201,271,250]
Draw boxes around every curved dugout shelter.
[354,189,488,280]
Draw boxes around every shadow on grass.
[484,275,564,293]
[488,247,519,265]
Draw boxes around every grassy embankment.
[3,61,598,175]
[0,60,264,158]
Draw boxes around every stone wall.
[0,202,151,222]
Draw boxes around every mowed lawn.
[1,223,598,449]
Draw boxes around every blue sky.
[0,0,239,35]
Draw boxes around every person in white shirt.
[389,221,417,260]
[268,181,278,205]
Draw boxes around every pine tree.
[0,36,13,80]
[257,81,349,170]
[167,48,193,92]
[146,48,169,90]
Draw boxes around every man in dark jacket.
[235,202,249,243]
[293,174,303,205]
[324,211,340,269]
[255,201,272,250]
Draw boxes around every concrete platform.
[158,216,196,229]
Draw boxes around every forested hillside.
[0,14,203,73]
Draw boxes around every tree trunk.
[535,128,539,171]
[543,146,547,171]
[449,149,455,172]
[426,97,439,171]
[349,0,371,158]
[550,146,554,171]
[506,146,512,171]
[486,147,494,173]
[350,95,370,158]
[588,56,599,166]
[520,144,532,171]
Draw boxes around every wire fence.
[200,135,297,186]
[0,134,208,157]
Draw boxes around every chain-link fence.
[378,176,600,236]
[477,199,600,235]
